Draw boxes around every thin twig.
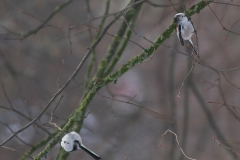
[67,28,73,54]
[0,8,124,147]
[43,122,62,131]
[168,0,179,12]
[56,60,65,90]
[31,2,215,159]
[221,72,240,89]
[0,105,51,135]
[201,79,218,91]
[85,0,94,41]
[45,112,68,121]
[177,59,196,98]
[190,79,239,158]
[73,80,173,122]
[0,122,33,147]
[206,2,240,36]
[2,83,14,109]
[49,95,64,123]
[84,109,91,118]
[181,0,187,13]
[202,68,240,122]
[1,83,51,135]
[1,146,34,159]
[21,0,74,39]
[19,10,62,29]
[213,137,240,157]
[159,129,196,160]
[211,1,240,8]
[122,14,157,62]
[206,101,240,110]
[86,24,145,50]
[146,0,181,7]
[84,0,111,87]
[69,0,145,29]
[127,95,137,103]
[225,17,240,38]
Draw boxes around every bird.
[61,131,102,160]
[173,13,199,57]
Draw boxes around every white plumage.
[61,131,82,152]
[61,131,101,160]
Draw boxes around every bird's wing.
[178,25,184,46]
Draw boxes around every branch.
[159,130,196,160]
[1,146,34,159]
[0,4,124,148]
[213,137,240,157]
[32,1,214,159]
[206,2,240,35]
[84,0,111,87]
[94,6,140,79]
[103,7,141,76]
[73,80,172,121]
[189,79,237,159]
[1,83,51,135]
[21,0,74,39]
[0,122,33,147]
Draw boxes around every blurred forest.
[1,0,240,160]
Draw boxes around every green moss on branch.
[32,1,213,159]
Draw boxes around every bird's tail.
[188,39,199,57]
[80,145,102,160]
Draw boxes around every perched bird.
[61,131,101,160]
[173,13,199,56]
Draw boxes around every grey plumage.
[174,13,199,57]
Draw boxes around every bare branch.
[67,28,73,54]
[19,10,62,29]
[73,80,174,122]
[0,122,33,147]
[1,146,34,159]
[2,83,14,110]
[1,83,51,135]
[177,59,196,98]
[56,60,65,90]
[206,2,240,36]
[206,101,240,110]
[213,137,240,157]
[21,0,74,39]
[49,95,64,123]
[86,24,145,50]
[159,129,197,160]
[0,6,125,147]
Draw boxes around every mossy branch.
[32,1,212,159]
[104,10,140,76]
[94,6,140,79]
[19,122,67,160]
[84,0,111,87]
[82,0,143,99]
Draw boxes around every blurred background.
[1,0,240,159]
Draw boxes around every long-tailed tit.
[173,13,199,56]
[61,131,101,160]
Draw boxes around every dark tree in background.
[0,0,240,160]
